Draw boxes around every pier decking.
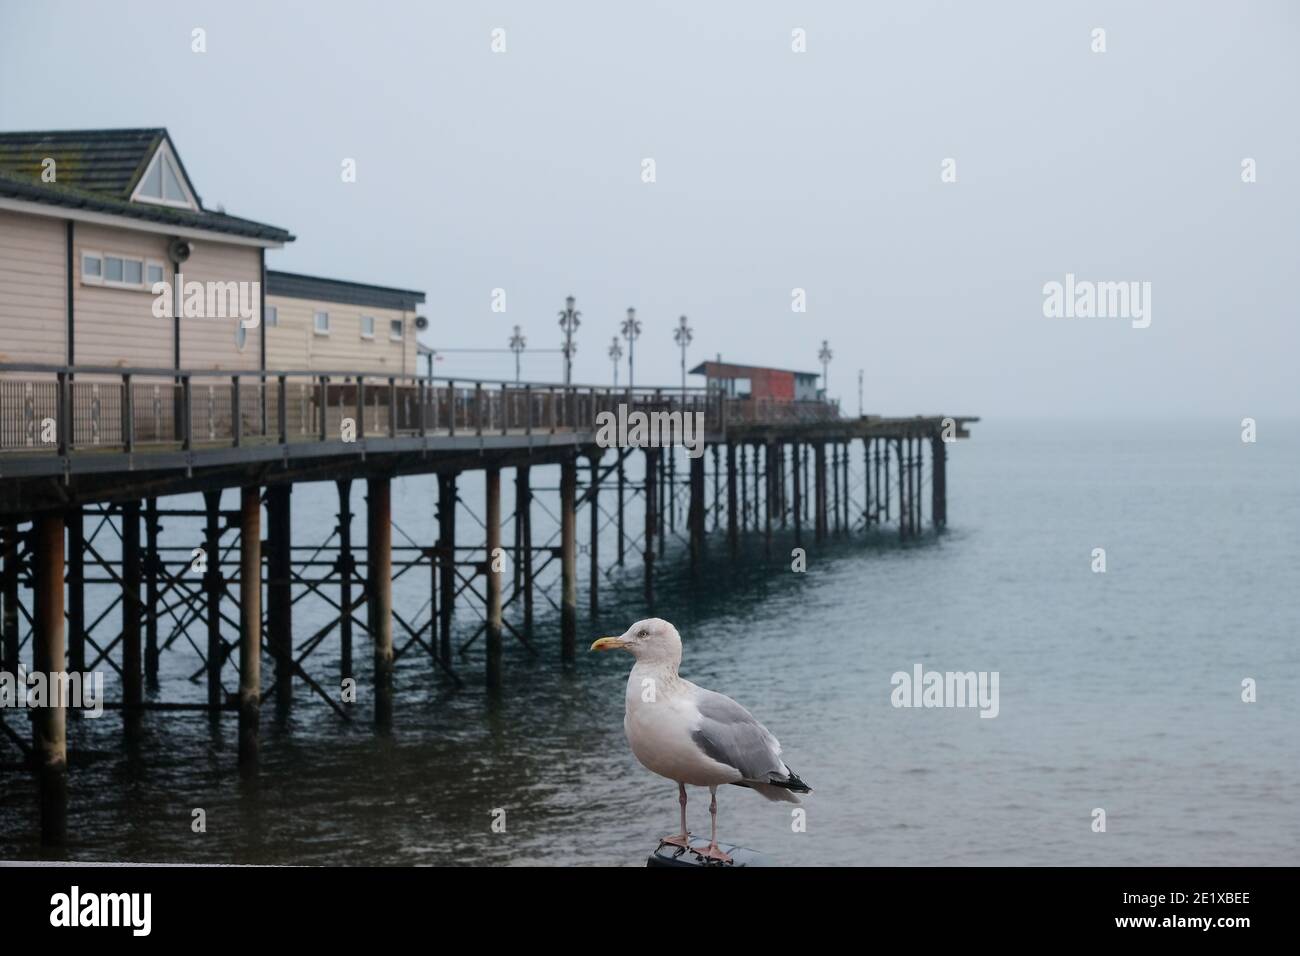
[0,361,975,847]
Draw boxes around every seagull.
[591,617,811,864]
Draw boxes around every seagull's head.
[590,618,682,666]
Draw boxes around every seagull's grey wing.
[690,687,787,784]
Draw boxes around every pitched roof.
[266,270,425,311]
[689,359,820,378]
[0,128,293,243]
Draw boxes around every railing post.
[277,375,288,444]
[448,379,456,437]
[525,384,532,437]
[316,376,326,442]
[356,376,366,441]
[417,379,427,437]
[474,382,483,437]
[231,375,242,447]
[388,376,397,436]
[181,374,192,451]
[56,371,69,456]
[121,373,134,453]
[502,384,509,436]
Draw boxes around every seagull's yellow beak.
[590,636,627,652]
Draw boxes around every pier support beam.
[238,486,261,767]
[932,434,947,528]
[367,477,393,728]
[831,442,840,534]
[203,490,223,713]
[739,444,749,533]
[791,440,802,545]
[588,450,602,620]
[561,454,577,662]
[2,523,17,676]
[485,467,502,690]
[144,498,160,686]
[616,454,626,565]
[814,442,827,542]
[337,479,355,683]
[763,443,773,557]
[689,449,705,563]
[437,473,457,667]
[33,513,66,846]
[121,500,142,730]
[515,466,533,636]
[66,508,85,679]
[726,443,738,556]
[644,447,658,608]
[267,484,292,714]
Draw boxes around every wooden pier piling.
[2,523,17,676]
[644,447,657,608]
[588,450,602,620]
[814,442,827,541]
[366,477,393,728]
[121,500,142,730]
[33,512,66,845]
[144,498,160,686]
[267,484,293,714]
[203,490,223,712]
[485,467,502,690]
[560,454,577,662]
[726,442,738,556]
[238,486,262,765]
[337,479,355,681]
[66,508,85,679]
[437,473,456,667]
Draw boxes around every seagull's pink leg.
[693,786,734,864]
[657,782,692,850]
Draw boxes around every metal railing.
[0,364,764,456]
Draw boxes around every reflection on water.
[2,421,1298,865]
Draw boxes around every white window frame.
[314,311,330,335]
[360,315,376,340]
[389,318,404,342]
[89,250,149,290]
[145,259,166,288]
[130,140,199,211]
[81,250,104,284]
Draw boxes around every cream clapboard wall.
[0,209,65,366]
[266,294,417,375]
[73,221,172,368]
[176,239,262,371]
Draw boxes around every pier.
[0,361,976,845]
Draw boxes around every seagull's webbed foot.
[692,842,734,865]
[657,833,693,852]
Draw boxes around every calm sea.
[2,419,1297,865]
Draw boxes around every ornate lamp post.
[620,307,642,391]
[508,325,526,383]
[608,337,623,387]
[818,339,833,397]
[558,295,580,385]
[673,314,693,397]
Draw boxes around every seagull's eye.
[639,629,648,637]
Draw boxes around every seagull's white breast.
[623,664,740,787]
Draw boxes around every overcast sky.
[2,0,1296,420]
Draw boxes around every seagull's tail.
[741,766,813,803]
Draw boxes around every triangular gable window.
[131,142,198,210]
